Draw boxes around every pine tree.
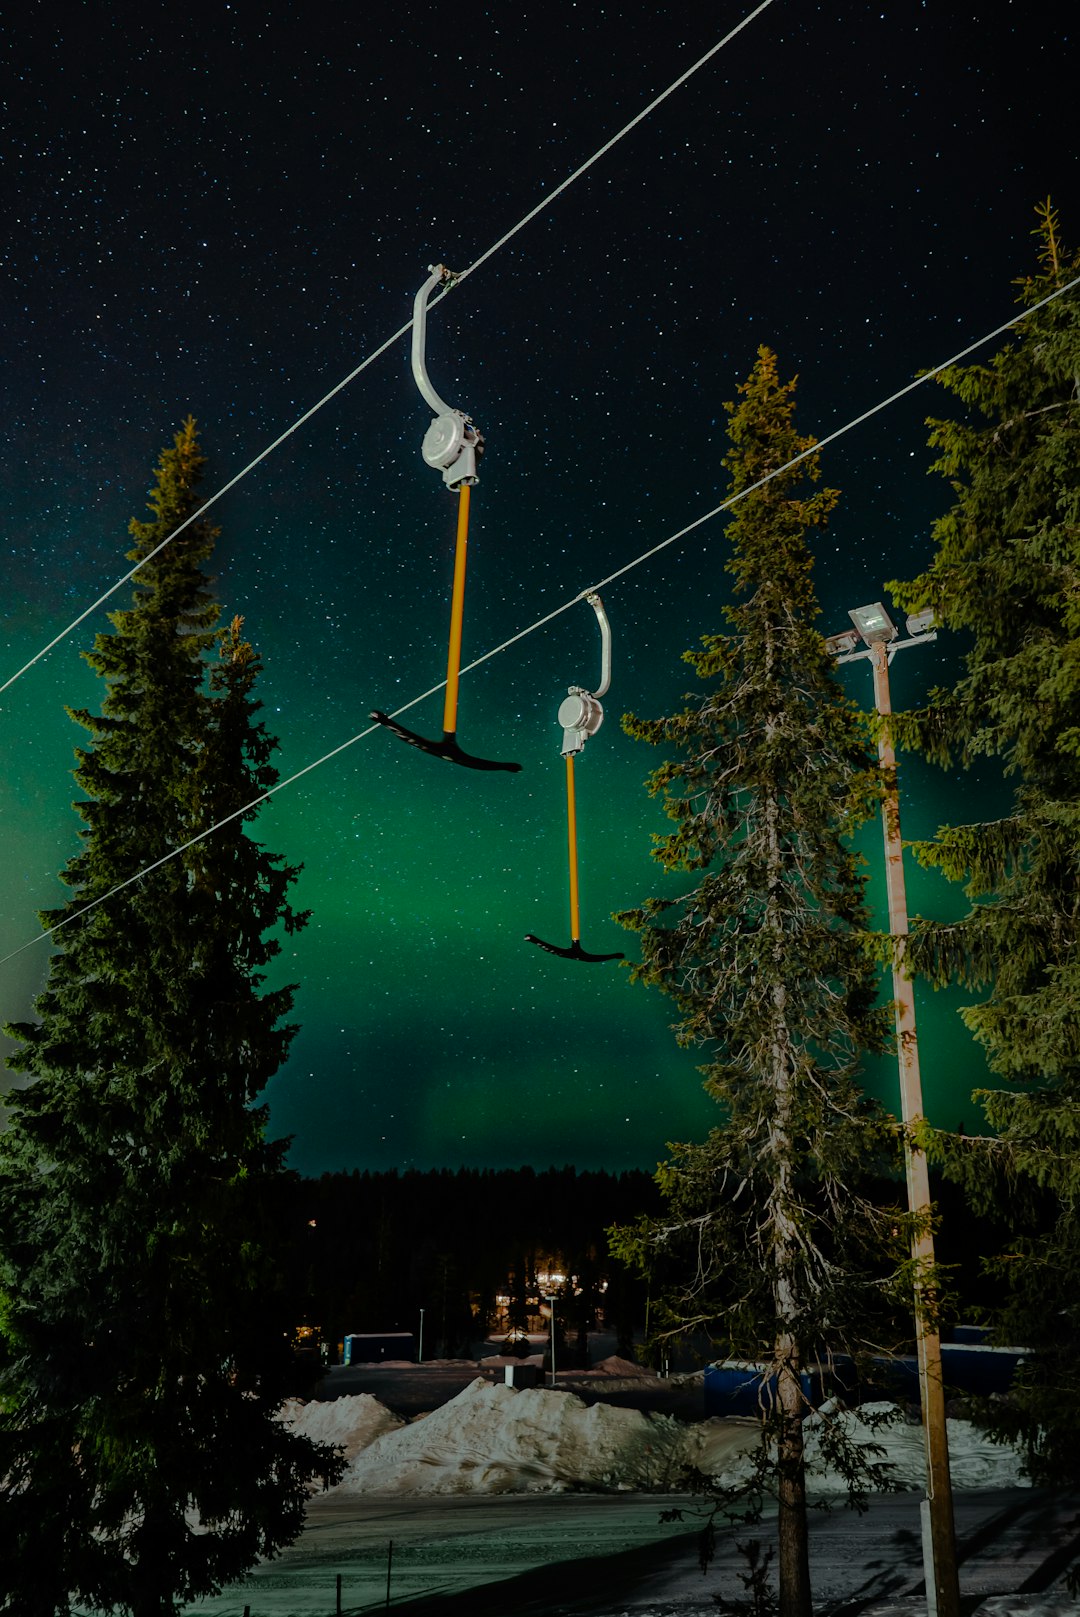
[889,204,1080,1480]
[0,420,342,1616]
[611,349,903,1617]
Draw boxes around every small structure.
[941,1325,1030,1398]
[704,1328,1032,1418]
[704,1360,840,1418]
[504,1363,542,1390]
[341,1332,416,1366]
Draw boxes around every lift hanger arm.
[586,592,611,699]
[559,592,612,757]
[411,265,456,418]
[411,264,482,491]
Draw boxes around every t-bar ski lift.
[371,265,521,772]
[525,593,625,963]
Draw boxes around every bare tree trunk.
[775,1330,812,1617]
[772,1177,813,1617]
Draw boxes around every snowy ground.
[164,1367,1079,1615]
[176,1487,1080,1617]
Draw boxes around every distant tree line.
[267,1162,1002,1371]
[278,1165,663,1360]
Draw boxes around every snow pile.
[280,1382,1028,1498]
[555,1356,674,1394]
[686,1402,1028,1496]
[280,1392,403,1463]
[684,1415,767,1488]
[800,1401,1029,1493]
[588,1355,657,1378]
[336,1378,691,1495]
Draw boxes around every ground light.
[825,600,958,1617]
[537,1271,566,1389]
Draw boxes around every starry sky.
[1,1,1074,1176]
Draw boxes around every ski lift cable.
[1,273,1078,970]
[447,0,778,294]
[0,317,412,702]
[0,2,777,705]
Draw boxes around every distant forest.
[275,1164,1002,1365]
[279,1165,663,1359]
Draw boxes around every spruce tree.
[612,349,902,1617]
[889,204,1080,1479]
[0,420,341,1616]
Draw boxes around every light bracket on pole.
[825,600,937,666]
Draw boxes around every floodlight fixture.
[848,601,898,645]
[823,628,861,659]
[905,607,936,637]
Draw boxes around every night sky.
[2,2,1074,1176]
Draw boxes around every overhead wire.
[2,269,1077,971]
[0,0,778,704]
[448,0,777,294]
[0,321,413,700]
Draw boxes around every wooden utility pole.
[870,639,959,1617]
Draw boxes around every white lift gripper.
[412,264,483,491]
